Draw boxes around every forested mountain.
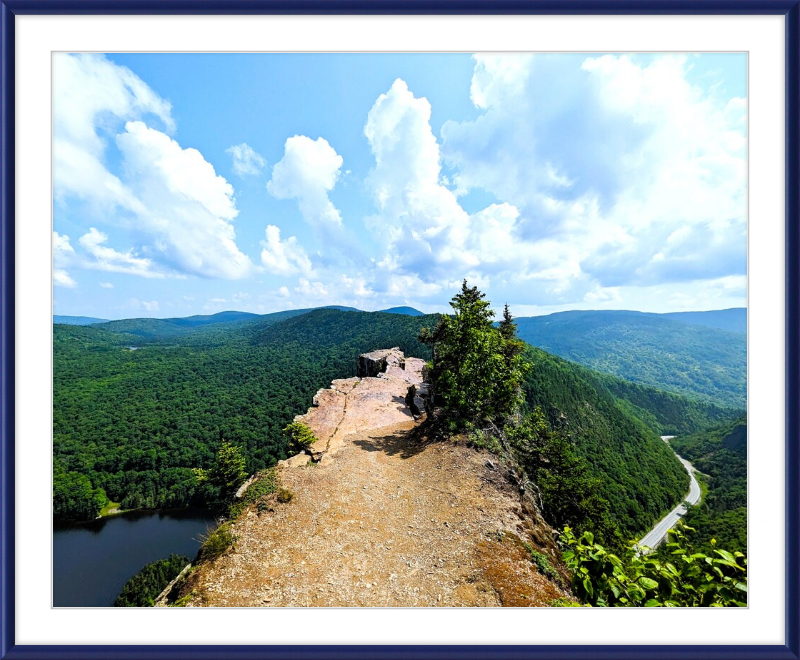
[54,308,711,536]
[515,310,746,407]
[661,308,746,334]
[53,310,435,519]
[669,417,747,553]
[53,315,109,325]
[380,306,425,316]
[522,346,688,536]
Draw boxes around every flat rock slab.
[292,350,426,461]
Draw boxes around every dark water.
[53,508,216,607]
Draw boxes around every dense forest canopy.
[514,310,746,407]
[54,306,734,535]
[53,310,435,519]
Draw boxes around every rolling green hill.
[54,309,707,536]
[515,310,746,407]
[522,346,688,536]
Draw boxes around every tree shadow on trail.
[351,423,435,460]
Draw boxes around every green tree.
[420,281,524,427]
[282,422,317,455]
[193,439,248,494]
[53,465,108,521]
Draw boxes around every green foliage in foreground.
[283,422,318,454]
[561,524,747,607]
[114,554,189,607]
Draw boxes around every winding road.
[636,436,701,553]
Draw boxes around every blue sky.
[52,53,747,319]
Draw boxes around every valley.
[52,302,747,607]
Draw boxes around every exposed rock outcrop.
[284,349,426,465]
[356,347,404,378]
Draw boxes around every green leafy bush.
[277,487,294,503]
[560,524,746,607]
[114,554,189,607]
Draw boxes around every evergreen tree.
[420,281,526,428]
[494,304,527,420]
[193,439,248,494]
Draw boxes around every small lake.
[54,508,217,607]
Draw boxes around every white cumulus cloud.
[260,225,314,277]
[53,54,254,281]
[116,121,254,279]
[267,136,344,227]
[439,53,747,304]
[53,53,172,212]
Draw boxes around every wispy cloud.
[226,142,266,177]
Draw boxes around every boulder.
[356,347,404,378]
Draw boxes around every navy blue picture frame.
[1,2,798,658]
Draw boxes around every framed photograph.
[2,2,798,659]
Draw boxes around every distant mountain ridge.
[53,315,109,326]
[379,306,425,316]
[515,309,746,407]
[661,308,746,334]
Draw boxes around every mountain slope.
[668,416,747,553]
[515,310,746,407]
[661,308,746,334]
[522,346,688,536]
[55,308,692,538]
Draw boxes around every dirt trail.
[184,354,569,607]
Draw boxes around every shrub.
[228,469,278,518]
[196,522,237,563]
[560,523,746,607]
[283,422,318,454]
[523,542,562,584]
[193,439,248,494]
[277,487,295,503]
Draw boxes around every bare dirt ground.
[183,359,570,607]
